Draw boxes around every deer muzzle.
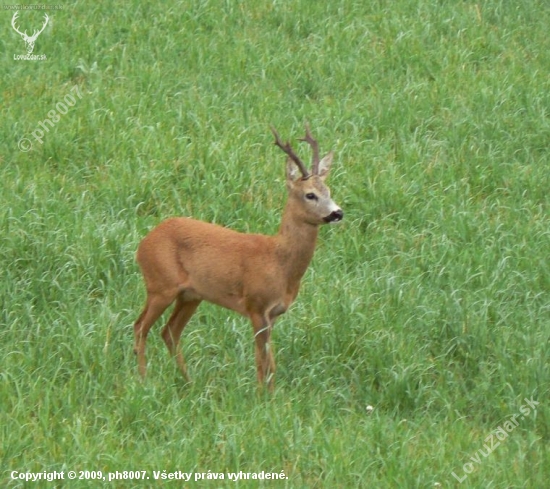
[323,209,344,223]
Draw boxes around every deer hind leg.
[161,297,201,381]
[133,292,176,379]
[251,313,276,392]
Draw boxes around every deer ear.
[317,152,334,180]
[286,157,302,185]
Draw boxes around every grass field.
[1,0,549,487]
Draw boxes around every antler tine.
[34,14,49,37]
[299,123,320,175]
[11,12,26,36]
[270,126,310,178]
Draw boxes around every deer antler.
[32,14,49,39]
[299,123,320,175]
[11,12,27,37]
[270,126,310,179]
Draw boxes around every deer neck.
[275,199,319,285]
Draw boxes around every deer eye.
[305,193,317,201]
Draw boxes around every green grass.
[1,0,550,486]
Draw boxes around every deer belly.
[189,274,247,316]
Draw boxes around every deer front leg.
[250,313,276,392]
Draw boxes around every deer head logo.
[11,12,49,55]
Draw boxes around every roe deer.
[133,125,343,390]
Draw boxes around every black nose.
[324,209,344,223]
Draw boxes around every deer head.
[11,12,49,55]
[271,124,343,225]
